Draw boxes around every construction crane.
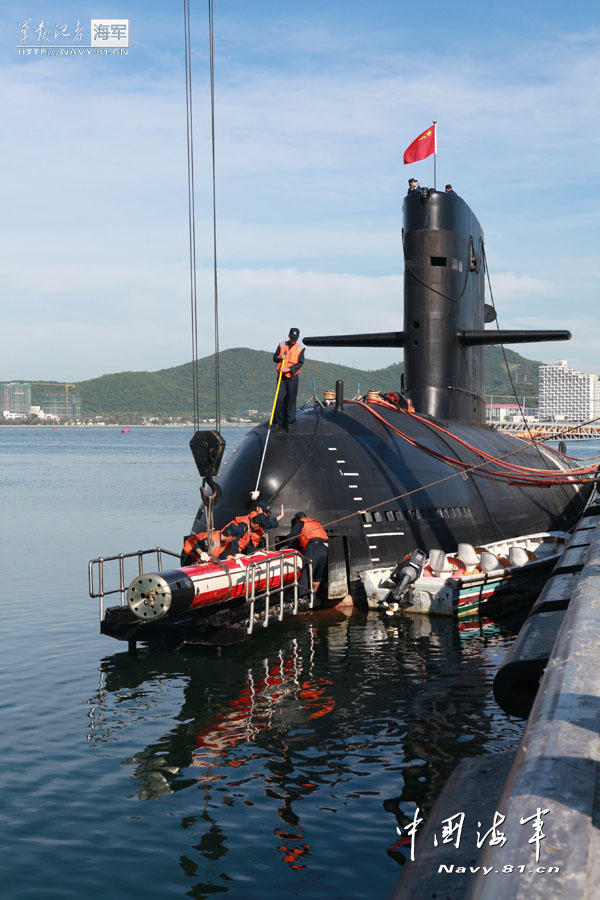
[29,382,76,418]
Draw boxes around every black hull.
[192,402,591,597]
[188,189,589,601]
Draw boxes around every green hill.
[29,345,543,419]
[72,350,404,418]
[484,346,541,403]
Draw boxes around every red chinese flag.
[403,124,436,165]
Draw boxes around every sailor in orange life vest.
[181,501,284,564]
[282,512,328,597]
[226,500,285,554]
[273,327,305,433]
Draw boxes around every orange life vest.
[182,529,230,560]
[277,341,304,378]
[226,513,265,552]
[295,517,328,550]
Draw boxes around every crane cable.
[183,0,222,434]
[183,0,199,431]
[208,0,222,434]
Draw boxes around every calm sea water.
[2,427,596,899]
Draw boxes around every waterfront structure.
[486,402,537,423]
[1,382,31,415]
[538,359,599,422]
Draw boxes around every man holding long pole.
[272,327,305,433]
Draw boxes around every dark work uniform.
[220,522,248,557]
[251,509,279,548]
[253,511,279,530]
[284,517,328,596]
[273,341,305,431]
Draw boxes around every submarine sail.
[189,187,592,599]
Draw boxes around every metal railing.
[245,552,313,635]
[90,547,315,631]
[88,547,180,620]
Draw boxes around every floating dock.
[388,492,600,899]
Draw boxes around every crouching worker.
[181,527,232,565]
[283,511,328,597]
[226,501,285,552]
[181,502,285,564]
[181,521,251,563]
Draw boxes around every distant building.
[30,405,57,421]
[487,402,537,423]
[1,382,31,415]
[538,360,599,423]
[40,392,82,419]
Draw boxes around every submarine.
[188,186,594,601]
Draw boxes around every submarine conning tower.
[304,187,571,425]
[403,188,486,423]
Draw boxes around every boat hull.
[361,532,570,618]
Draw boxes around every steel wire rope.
[481,238,552,470]
[208,0,222,434]
[320,449,597,533]
[183,0,200,430]
[183,1,223,558]
[480,241,600,462]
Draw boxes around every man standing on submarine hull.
[273,327,304,433]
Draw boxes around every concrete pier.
[389,496,600,899]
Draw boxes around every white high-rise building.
[538,360,599,423]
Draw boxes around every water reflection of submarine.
[126,550,303,622]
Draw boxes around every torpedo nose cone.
[127,574,174,620]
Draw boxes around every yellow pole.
[269,368,284,425]
[251,368,285,499]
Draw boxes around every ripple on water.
[1,428,535,899]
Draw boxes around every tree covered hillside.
[56,345,543,418]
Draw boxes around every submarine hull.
[191,401,591,598]
[188,188,591,600]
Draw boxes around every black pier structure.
[388,491,600,900]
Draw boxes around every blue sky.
[3,1,599,381]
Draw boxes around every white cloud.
[2,19,599,378]
[487,272,552,302]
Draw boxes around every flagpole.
[433,120,437,190]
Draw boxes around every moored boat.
[360,531,571,617]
